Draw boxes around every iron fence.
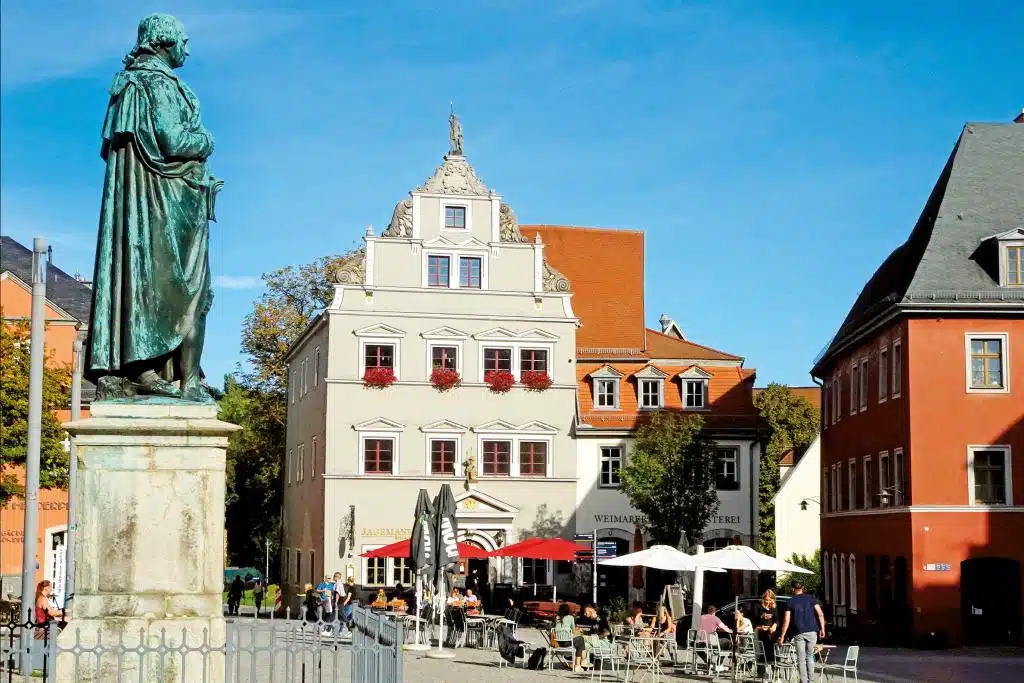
[0,604,404,683]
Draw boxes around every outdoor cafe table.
[814,644,837,681]
[622,634,672,683]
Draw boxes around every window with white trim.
[444,205,466,229]
[291,370,297,404]
[297,443,304,482]
[969,446,1012,506]
[286,449,293,484]
[850,363,858,415]
[823,551,831,603]
[892,340,902,398]
[862,456,872,509]
[314,347,321,387]
[893,448,906,506]
[296,550,302,588]
[459,256,482,288]
[310,550,316,586]
[430,439,457,475]
[311,437,317,479]
[639,379,663,409]
[283,548,291,583]
[362,546,386,586]
[481,440,512,476]
[848,459,857,510]
[878,346,888,402]
[595,379,619,409]
[301,358,307,396]
[823,383,829,427]
[848,555,858,612]
[838,553,846,605]
[823,469,830,513]
[684,379,707,409]
[834,373,842,422]
[393,557,414,586]
[430,345,458,371]
[859,359,868,411]
[519,441,548,477]
[600,446,622,488]
[427,255,450,287]
[519,348,549,379]
[522,558,548,585]
[714,447,740,490]
[365,344,395,370]
[363,438,395,475]
[878,451,890,507]
[482,347,512,373]
[967,334,1008,391]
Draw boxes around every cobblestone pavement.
[856,646,1024,683]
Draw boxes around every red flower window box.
[430,368,462,392]
[521,371,552,392]
[484,370,516,394]
[363,367,397,389]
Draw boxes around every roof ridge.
[644,327,743,360]
[521,224,645,235]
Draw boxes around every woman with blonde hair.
[755,589,778,674]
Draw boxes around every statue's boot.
[136,370,181,398]
[180,373,213,403]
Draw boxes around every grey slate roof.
[816,122,1024,370]
[1,235,93,322]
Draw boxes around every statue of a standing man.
[86,14,222,403]
[449,110,463,156]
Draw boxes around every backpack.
[527,648,547,670]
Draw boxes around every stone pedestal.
[57,401,238,682]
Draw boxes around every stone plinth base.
[57,401,238,682]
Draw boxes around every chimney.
[659,313,673,334]
[1015,109,1024,124]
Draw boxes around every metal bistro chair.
[495,624,534,669]
[707,635,731,677]
[444,607,467,648]
[819,645,859,682]
[773,643,798,682]
[734,634,758,678]
[548,624,578,672]
[590,637,626,682]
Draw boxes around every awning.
[488,537,581,561]
[360,538,490,559]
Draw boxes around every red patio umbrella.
[488,537,581,561]
[361,538,489,559]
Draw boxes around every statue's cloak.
[86,54,218,382]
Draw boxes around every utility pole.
[265,538,270,582]
[20,238,47,676]
[63,335,84,615]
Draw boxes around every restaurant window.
[482,440,511,476]
[431,345,458,371]
[427,255,450,287]
[444,205,466,229]
[967,335,1007,391]
[459,256,482,288]
[878,347,888,402]
[848,555,858,612]
[684,379,707,409]
[639,379,662,409]
[363,438,394,475]
[519,349,549,378]
[892,340,902,397]
[365,552,387,586]
[859,359,868,410]
[483,347,512,374]
[430,439,456,475]
[364,344,395,370]
[969,447,1011,505]
[714,447,740,490]
[519,441,547,477]
[600,446,622,488]
[522,559,548,585]
[595,379,619,408]
[865,555,878,616]
[393,558,414,586]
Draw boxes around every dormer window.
[634,365,668,410]
[678,366,712,410]
[984,227,1024,287]
[1008,244,1023,286]
[589,365,624,410]
[444,206,466,229]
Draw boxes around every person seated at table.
[554,602,591,672]
[650,606,676,636]
[577,604,600,632]
[464,589,481,614]
[625,602,645,626]
[699,605,732,647]
[446,588,462,605]
[735,605,754,635]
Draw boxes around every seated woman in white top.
[735,606,754,635]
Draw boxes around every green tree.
[776,550,821,595]
[754,384,819,555]
[618,412,719,548]
[0,320,72,502]
[223,251,359,571]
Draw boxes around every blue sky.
[2,0,1021,387]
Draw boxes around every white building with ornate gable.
[280,117,579,600]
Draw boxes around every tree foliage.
[224,251,359,572]
[618,412,719,548]
[776,550,821,595]
[0,320,71,502]
[754,384,819,555]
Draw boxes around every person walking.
[227,576,244,617]
[778,582,826,683]
[252,578,265,617]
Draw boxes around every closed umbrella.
[408,489,434,650]
[631,527,645,594]
[427,484,459,659]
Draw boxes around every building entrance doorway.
[961,557,1022,645]
[596,538,630,605]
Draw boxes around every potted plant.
[363,367,397,389]
[484,369,515,393]
[430,367,462,392]
[521,370,552,392]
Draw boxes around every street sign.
[574,533,594,541]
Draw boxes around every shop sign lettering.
[361,528,411,538]
[1,501,69,511]
[593,514,648,526]
[712,515,741,525]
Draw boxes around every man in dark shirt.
[779,582,826,683]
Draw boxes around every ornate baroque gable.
[418,154,491,196]
[334,248,366,284]
[543,258,570,292]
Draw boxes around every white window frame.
[838,553,846,605]
[848,555,858,613]
[859,358,868,411]
[518,347,551,380]
[595,378,620,409]
[599,445,624,488]
[314,347,321,387]
[421,247,489,290]
[714,446,741,490]
[440,200,472,233]
[392,556,415,586]
[878,345,888,403]
[831,464,839,511]
[359,338,401,379]
[834,372,841,423]
[967,445,1013,506]
[426,434,463,478]
[295,549,302,588]
[849,362,858,415]
[823,551,831,603]
[891,339,902,398]
[283,548,291,583]
[862,455,872,508]
[823,383,829,429]
[475,433,554,479]
[878,451,890,507]
[998,236,1024,287]
[358,433,400,476]
[893,447,905,506]
[425,341,463,377]
[964,332,1010,394]
[296,443,304,483]
[683,379,709,410]
[311,437,317,479]
[291,370,297,404]
[638,378,664,410]
[823,470,830,513]
[361,545,387,587]
[286,449,293,484]
[847,459,857,510]
[477,341,555,383]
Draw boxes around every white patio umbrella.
[689,545,812,574]
[599,544,726,572]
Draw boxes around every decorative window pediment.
[353,323,405,338]
[454,489,521,515]
[633,365,669,380]
[423,234,489,250]
[420,419,469,433]
[353,417,406,432]
[421,326,470,340]
[515,420,559,434]
[516,328,560,341]
[589,365,625,380]
[677,366,713,380]
[474,327,519,341]
[473,419,519,432]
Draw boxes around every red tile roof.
[644,329,743,361]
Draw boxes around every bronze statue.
[85,14,222,402]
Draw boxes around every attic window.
[1008,245,1023,287]
[444,206,466,229]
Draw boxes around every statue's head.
[129,14,190,68]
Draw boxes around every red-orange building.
[0,236,93,603]
[811,120,1024,646]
